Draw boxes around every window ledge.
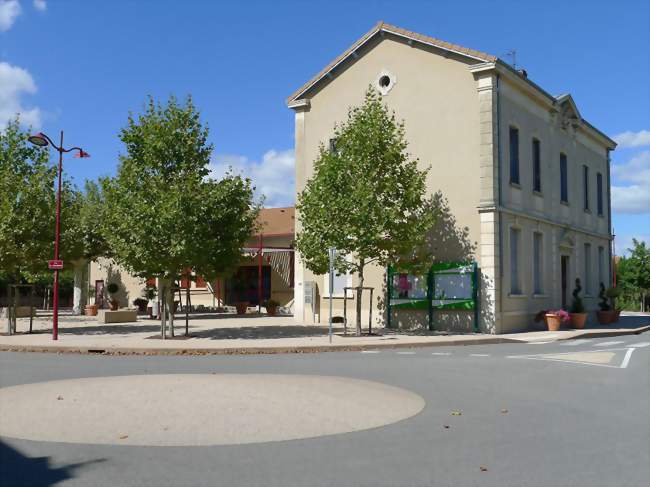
[532,190,543,197]
[509,181,521,189]
[584,208,592,214]
[532,294,549,298]
[508,293,527,299]
[597,213,604,218]
[560,200,570,207]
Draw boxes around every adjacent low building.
[287,22,616,333]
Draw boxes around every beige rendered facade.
[288,22,616,334]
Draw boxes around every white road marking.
[360,350,380,354]
[469,354,490,357]
[530,341,554,345]
[431,352,452,356]
[396,351,416,355]
[620,348,636,369]
[560,339,592,346]
[628,341,650,348]
[594,341,625,347]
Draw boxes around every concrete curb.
[0,325,647,356]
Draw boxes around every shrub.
[570,278,585,313]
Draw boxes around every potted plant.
[85,285,98,315]
[264,299,280,317]
[569,278,588,329]
[596,282,616,324]
[606,286,622,322]
[142,285,157,318]
[544,309,570,331]
[106,282,120,311]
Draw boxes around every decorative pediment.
[558,228,575,249]
[554,94,582,130]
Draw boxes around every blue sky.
[1,0,648,253]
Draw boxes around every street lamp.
[28,131,90,340]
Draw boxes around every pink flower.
[548,309,570,323]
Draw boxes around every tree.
[0,118,55,282]
[103,96,258,337]
[296,88,437,335]
[617,239,650,311]
[60,180,110,313]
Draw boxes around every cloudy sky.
[1,0,648,252]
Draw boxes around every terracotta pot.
[84,304,98,316]
[109,298,119,311]
[234,302,249,315]
[613,309,622,323]
[570,312,587,329]
[596,310,615,325]
[266,306,277,317]
[545,314,562,331]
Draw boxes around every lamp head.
[27,133,49,147]
[75,150,90,158]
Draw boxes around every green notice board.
[387,262,479,332]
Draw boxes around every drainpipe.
[495,73,504,333]
[606,148,613,287]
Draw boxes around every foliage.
[598,282,610,311]
[142,285,157,300]
[133,297,148,306]
[615,239,650,311]
[0,118,56,281]
[264,299,280,308]
[106,282,119,294]
[296,88,437,334]
[570,278,585,313]
[102,96,258,334]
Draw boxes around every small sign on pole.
[48,260,64,270]
[328,247,336,344]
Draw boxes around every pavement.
[1,334,649,487]
[0,311,648,355]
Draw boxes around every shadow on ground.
[0,440,104,487]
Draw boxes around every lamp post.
[28,131,89,340]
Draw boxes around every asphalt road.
[1,334,649,487]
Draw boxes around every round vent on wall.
[376,70,396,95]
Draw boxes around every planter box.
[97,309,138,324]
[14,306,36,318]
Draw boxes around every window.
[583,165,590,211]
[597,172,604,216]
[533,232,543,294]
[532,138,541,193]
[560,153,568,203]
[509,127,520,184]
[584,243,592,295]
[510,227,521,294]
[598,246,605,288]
[328,138,337,153]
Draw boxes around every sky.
[1,0,648,254]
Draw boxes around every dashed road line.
[396,351,417,355]
[594,341,625,347]
[431,352,452,356]
[360,350,380,354]
[620,348,636,369]
[469,353,490,357]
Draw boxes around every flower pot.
[596,310,615,325]
[570,312,587,329]
[545,314,562,331]
[266,305,278,317]
[234,302,249,315]
[613,309,622,323]
[84,304,98,316]
[108,299,119,311]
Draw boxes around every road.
[1,334,649,487]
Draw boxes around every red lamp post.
[28,131,90,340]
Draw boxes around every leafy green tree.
[617,239,650,311]
[296,88,437,335]
[0,118,55,282]
[103,96,258,337]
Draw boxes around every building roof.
[286,21,616,149]
[255,207,295,236]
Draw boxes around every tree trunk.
[159,278,168,339]
[72,259,88,315]
[168,284,175,338]
[356,261,365,336]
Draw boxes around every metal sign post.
[328,247,336,344]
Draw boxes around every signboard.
[48,260,64,270]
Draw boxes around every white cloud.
[0,61,42,129]
[33,0,46,11]
[613,129,650,149]
[611,151,650,214]
[209,149,295,208]
[614,234,650,257]
[0,0,21,31]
